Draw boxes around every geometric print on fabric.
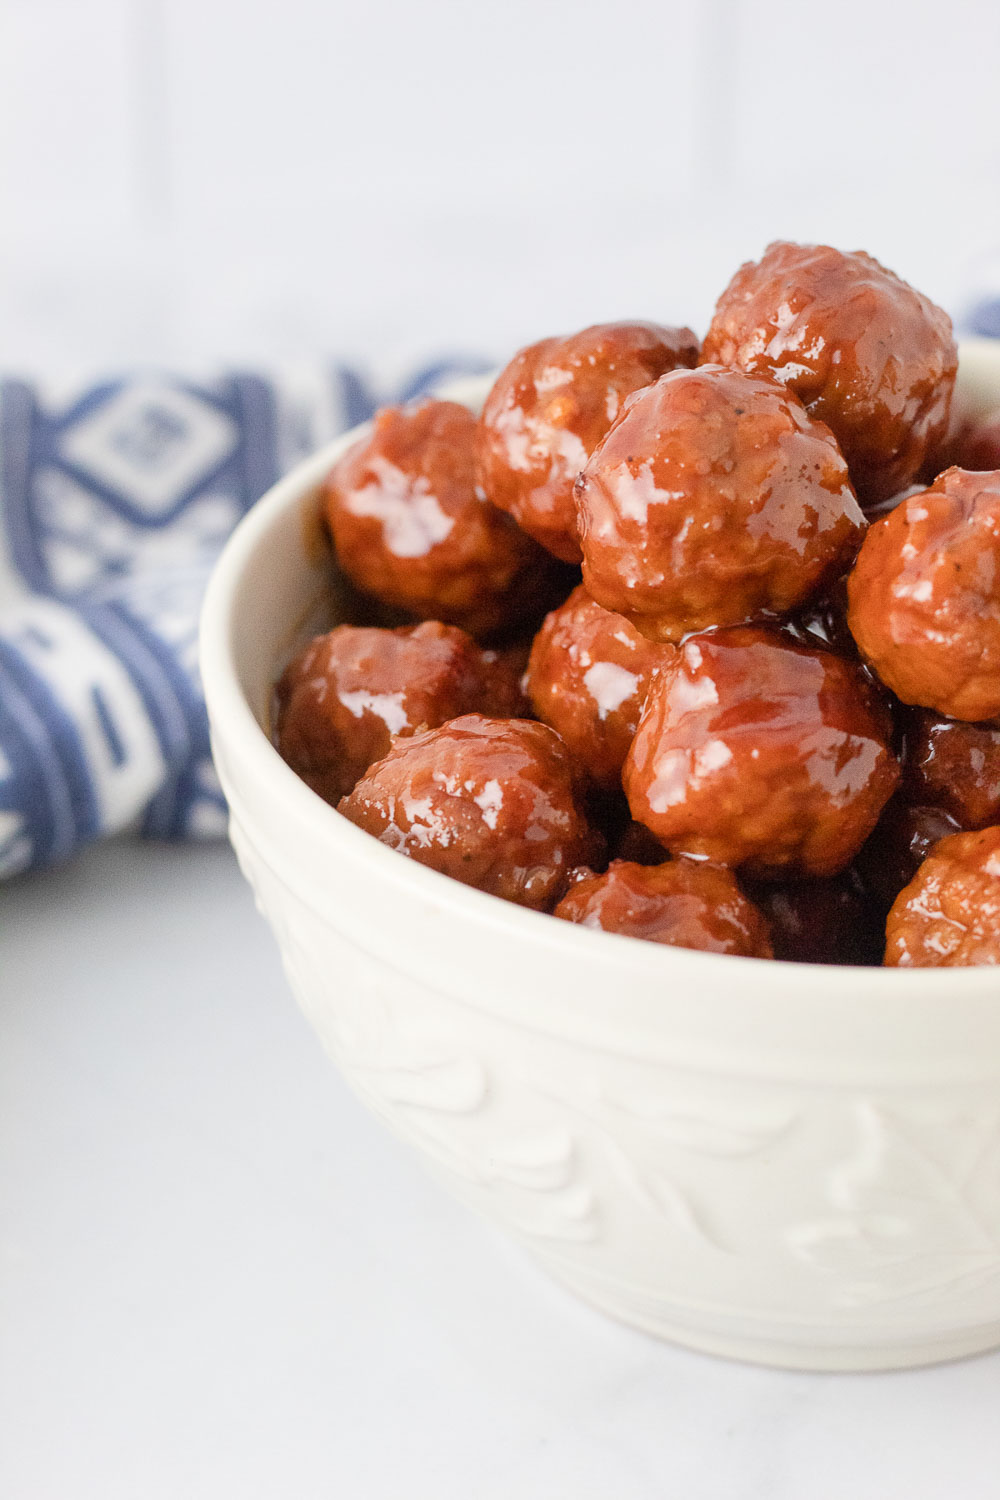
[0,356,488,876]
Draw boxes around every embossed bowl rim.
[200,340,1000,1042]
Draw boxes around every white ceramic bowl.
[201,343,1000,1372]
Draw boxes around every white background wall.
[1,0,999,375]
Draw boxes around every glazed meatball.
[701,242,957,505]
[954,409,1000,472]
[613,817,669,866]
[904,709,1000,829]
[275,621,507,803]
[323,399,555,638]
[567,783,663,862]
[855,797,961,913]
[337,714,600,909]
[575,365,864,643]
[751,875,883,965]
[786,577,860,659]
[554,858,773,957]
[480,641,533,718]
[476,322,699,563]
[885,825,1000,967]
[847,468,1000,721]
[622,627,900,878]
[525,585,673,786]
[927,407,1000,479]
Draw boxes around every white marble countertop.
[3,839,1000,1499]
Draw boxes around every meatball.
[904,709,1000,829]
[700,242,957,505]
[622,627,900,878]
[554,858,773,957]
[323,399,555,638]
[885,825,1000,967]
[786,577,860,659]
[847,468,1000,721]
[575,365,864,643]
[337,714,600,909]
[480,641,533,718]
[525,585,673,786]
[934,407,1000,476]
[275,621,507,803]
[957,410,1000,472]
[613,817,669,866]
[476,321,699,563]
[750,874,883,965]
[855,797,961,912]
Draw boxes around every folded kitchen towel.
[0,358,487,878]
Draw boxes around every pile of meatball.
[275,241,1000,968]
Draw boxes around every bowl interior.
[200,342,1000,1032]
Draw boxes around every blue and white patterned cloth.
[0,359,487,878]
